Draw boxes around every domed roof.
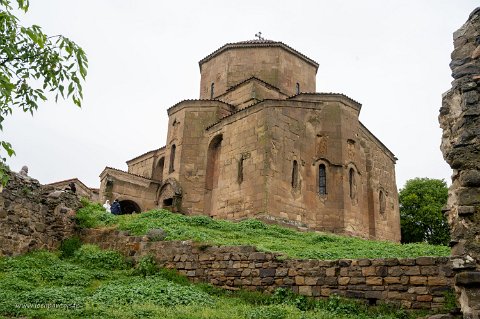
[199,40,319,70]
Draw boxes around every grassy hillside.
[0,247,435,319]
[76,201,449,260]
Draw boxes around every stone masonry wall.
[439,7,480,319]
[80,228,454,311]
[0,171,80,256]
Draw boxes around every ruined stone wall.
[439,7,480,319]
[80,228,454,311]
[0,171,80,256]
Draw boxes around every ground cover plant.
[0,246,434,319]
[76,200,449,260]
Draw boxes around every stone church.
[99,40,401,242]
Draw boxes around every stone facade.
[80,228,455,311]
[0,171,80,256]
[439,7,480,319]
[100,40,400,241]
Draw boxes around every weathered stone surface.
[439,7,480,319]
[455,272,480,287]
[0,171,80,256]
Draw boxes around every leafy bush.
[134,255,158,277]
[76,201,117,228]
[73,244,128,270]
[59,236,83,258]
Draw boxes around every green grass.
[0,248,428,319]
[76,201,449,260]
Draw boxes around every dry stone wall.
[80,228,454,311]
[439,7,480,319]
[0,171,80,256]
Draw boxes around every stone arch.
[158,177,182,213]
[119,199,141,214]
[206,134,223,190]
[152,157,165,181]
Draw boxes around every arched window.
[210,83,215,99]
[291,160,298,188]
[349,168,356,200]
[206,135,222,190]
[379,190,386,214]
[296,82,300,95]
[169,144,176,173]
[318,164,326,195]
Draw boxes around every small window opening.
[318,164,326,195]
[169,144,176,173]
[379,190,386,214]
[210,83,215,99]
[291,160,298,188]
[349,168,356,200]
[296,82,300,95]
[238,156,244,184]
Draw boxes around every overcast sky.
[3,0,478,190]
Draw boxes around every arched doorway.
[119,200,141,214]
[158,178,182,213]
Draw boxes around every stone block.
[305,277,318,285]
[366,277,383,285]
[384,277,401,284]
[420,266,439,276]
[298,286,313,296]
[295,276,305,285]
[408,287,428,295]
[410,276,427,285]
[416,295,433,302]
[428,276,448,286]
[415,257,435,266]
[455,271,480,286]
[259,268,276,278]
[338,277,350,285]
[362,266,376,276]
[404,266,421,276]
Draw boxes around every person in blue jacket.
[110,199,122,215]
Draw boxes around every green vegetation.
[0,248,429,319]
[400,178,450,245]
[76,201,449,259]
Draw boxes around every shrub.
[59,236,83,258]
[135,255,158,277]
[76,201,116,228]
[72,244,128,270]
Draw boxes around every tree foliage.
[0,0,87,183]
[400,178,450,245]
